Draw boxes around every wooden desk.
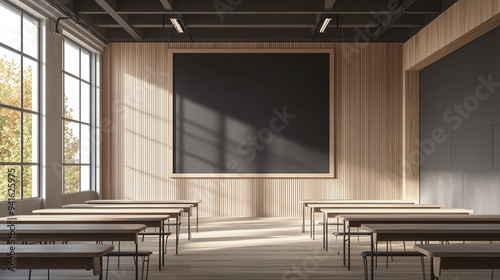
[86,199,202,232]
[361,223,500,280]
[0,224,146,280]
[414,244,500,280]
[63,203,194,240]
[32,208,183,255]
[0,214,169,269]
[299,200,415,233]
[0,244,114,279]
[308,204,442,239]
[340,214,500,270]
[321,209,474,253]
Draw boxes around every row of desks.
[339,214,500,270]
[321,208,474,251]
[362,223,500,280]
[0,224,146,280]
[85,199,202,233]
[0,244,115,278]
[308,203,443,239]
[1,199,202,279]
[300,200,500,279]
[0,214,170,269]
[299,200,416,233]
[33,207,184,256]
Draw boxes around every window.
[62,39,99,193]
[0,2,40,200]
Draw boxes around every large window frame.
[62,38,99,194]
[0,1,41,200]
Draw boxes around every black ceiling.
[48,0,459,43]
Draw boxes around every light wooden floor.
[2,217,500,279]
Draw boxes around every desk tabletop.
[0,244,115,257]
[414,244,500,257]
[321,208,474,215]
[300,199,415,204]
[340,214,500,222]
[0,214,170,223]
[63,203,193,209]
[0,223,147,233]
[362,223,500,233]
[309,203,442,208]
[33,208,183,215]
[86,199,202,204]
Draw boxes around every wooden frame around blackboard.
[167,48,335,178]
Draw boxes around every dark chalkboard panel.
[169,50,334,176]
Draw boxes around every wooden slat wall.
[401,0,500,201]
[102,42,404,217]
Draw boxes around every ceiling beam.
[93,0,143,40]
[324,0,336,10]
[160,0,174,10]
[76,0,440,15]
[372,0,417,41]
[108,26,408,42]
[92,13,424,29]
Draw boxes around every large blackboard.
[170,51,333,176]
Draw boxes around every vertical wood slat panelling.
[102,42,404,217]
[401,0,500,201]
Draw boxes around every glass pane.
[0,47,22,108]
[23,57,38,111]
[81,50,90,82]
[0,165,21,201]
[81,82,90,123]
[80,165,90,191]
[0,107,21,162]
[27,165,38,197]
[23,112,38,163]
[63,165,79,193]
[0,3,21,51]
[64,40,80,77]
[64,74,79,120]
[96,87,100,124]
[22,165,37,199]
[81,124,90,164]
[22,15,38,59]
[95,54,100,85]
[64,120,80,163]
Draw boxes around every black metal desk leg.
[325,213,328,251]
[370,234,374,280]
[99,256,103,280]
[430,257,435,280]
[302,205,305,233]
[160,222,163,269]
[188,209,191,240]
[343,222,346,266]
[310,207,313,239]
[311,207,316,240]
[176,216,180,255]
[135,242,139,280]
